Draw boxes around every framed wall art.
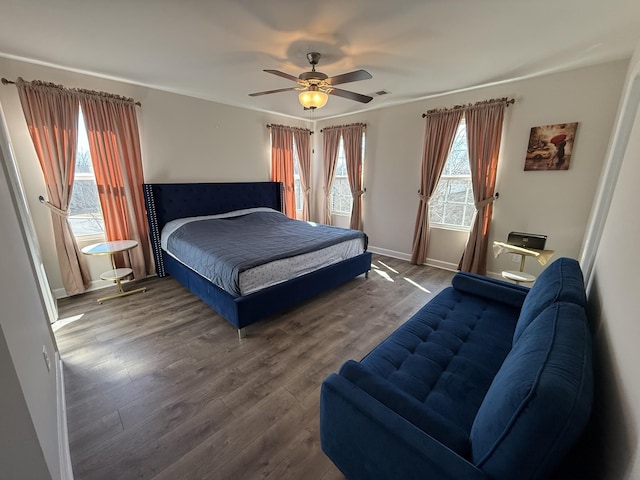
[524,122,578,171]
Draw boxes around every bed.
[143,182,372,338]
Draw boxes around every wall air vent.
[372,89,391,96]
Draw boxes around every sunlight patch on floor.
[52,313,84,332]
[373,269,394,282]
[372,260,432,292]
[377,261,399,274]
[404,277,431,293]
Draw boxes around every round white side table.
[501,270,537,284]
[81,240,146,303]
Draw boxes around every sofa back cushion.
[470,302,592,480]
[513,257,586,344]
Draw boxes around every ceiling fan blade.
[264,69,301,83]
[248,87,299,97]
[328,88,373,104]
[325,69,372,86]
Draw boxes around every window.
[330,138,351,215]
[330,133,365,215]
[429,119,475,230]
[68,109,105,237]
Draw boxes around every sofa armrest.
[451,272,529,308]
[320,373,488,480]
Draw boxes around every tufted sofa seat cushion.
[360,287,522,445]
[339,360,472,455]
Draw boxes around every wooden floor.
[55,254,454,480]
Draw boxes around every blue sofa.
[320,257,592,480]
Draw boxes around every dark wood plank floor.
[55,254,454,480]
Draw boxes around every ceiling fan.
[249,52,373,109]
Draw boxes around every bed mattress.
[161,208,367,296]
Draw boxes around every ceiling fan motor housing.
[299,71,328,81]
[300,52,327,81]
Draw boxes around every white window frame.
[429,118,475,232]
[68,109,105,239]
[330,133,365,217]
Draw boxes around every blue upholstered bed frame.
[143,182,372,338]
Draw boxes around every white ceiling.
[1,0,639,121]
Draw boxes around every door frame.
[0,101,58,325]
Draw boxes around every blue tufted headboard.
[143,182,283,276]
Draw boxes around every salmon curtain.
[458,99,508,274]
[322,128,342,225]
[410,108,464,265]
[342,124,365,230]
[270,125,296,218]
[15,78,91,295]
[293,129,312,221]
[79,94,154,279]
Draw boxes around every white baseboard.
[424,258,459,272]
[368,245,411,262]
[369,245,504,279]
[369,245,458,272]
[53,278,129,300]
[56,353,74,480]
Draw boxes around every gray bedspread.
[166,211,367,296]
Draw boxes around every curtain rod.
[1,77,142,106]
[266,124,313,134]
[421,97,514,118]
[320,122,367,133]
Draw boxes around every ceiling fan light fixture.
[298,89,328,109]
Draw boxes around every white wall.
[580,45,640,479]
[315,60,628,275]
[0,124,62,479]
[0,56,309,293]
